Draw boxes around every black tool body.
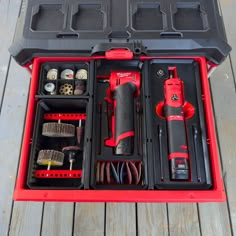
[105,71,141,155]
[163,69,189,180]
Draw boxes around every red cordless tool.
[163,68,189,180]
[105,71,141,155]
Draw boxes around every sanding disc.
[61,69,74,80]
[59,83,73,95]
[44,82,56,94]
[47,69,58,80]
[75,69,88,80]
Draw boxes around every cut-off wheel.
[59,83,73,95]
[42,122,75,137]
[37,150,64,170]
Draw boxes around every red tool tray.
[14,54,225,202]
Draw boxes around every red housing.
[14,55,225,202]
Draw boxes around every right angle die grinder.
[104,71,141,155]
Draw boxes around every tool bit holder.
[27,99,89,189]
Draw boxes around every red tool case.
[9,0,231,202]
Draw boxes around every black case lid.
[10,0,231,65]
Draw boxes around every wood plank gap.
[0,0,23,105]
[7,77,31,236]
[223,178,234,236]
[0,57,11,114]
[135,203,138,236]
[166,204,170,236]
[104,203,107,236]
[71,202,76,236]
[7,200,15,236]
[228,55,236,93]
[39,203,45,236]
[196,204,202,236]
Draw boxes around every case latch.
[105,49,133,60]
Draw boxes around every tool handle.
[164,105,189,180]
[114,83,136,155]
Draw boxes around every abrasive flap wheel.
[37,149,64,170]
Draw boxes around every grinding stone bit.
[42,122,75,137]
[62,146,81,170]
[76,120,84,145]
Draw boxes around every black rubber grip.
[164,105,189,180]
[113,82,136,155]
[166,120,188,155]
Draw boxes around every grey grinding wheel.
[42,122,75,137]
[37,150,64,166]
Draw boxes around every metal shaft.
[69,161,73,171]
[47,162,51,171]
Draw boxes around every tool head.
[109,71,141,97]
[62,146,81,152]
[62,146,81,162]
[164,67,184,107]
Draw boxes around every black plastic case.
[10,0,231,66]
[9,0,232,201]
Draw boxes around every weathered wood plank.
[209,57,236,234]
[74,203,105,236]
[197,58,234,236]
[168,204,200,236]
[220,0,236,74]
[8,202,43,236]
[0,0,22,108]
[41,203,74,236]
[0,59,30,236]
[137,203,168,236]
[106,203,136,236]
[198,203,232,236]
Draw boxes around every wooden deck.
[0,0,235,235]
